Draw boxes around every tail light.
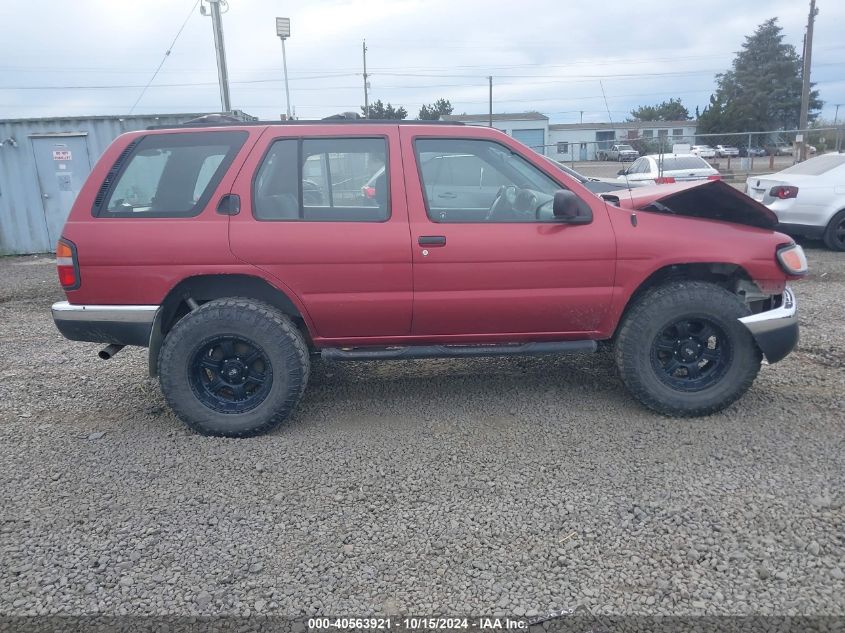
[56,239,81,290]
[770,185,798,199]
[655,177,676,184]
[707,174,722,180]
[776,243,808,275]
[362,186,376,199]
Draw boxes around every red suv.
[52,120,806,437]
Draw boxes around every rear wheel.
[615,281,762,416]
[158,298,309,437]
[823,209,845,251]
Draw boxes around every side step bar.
[321,340,597,361]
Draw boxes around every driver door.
[399,128,617,339]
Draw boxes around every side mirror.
[617,169,627,176]
[553,190,593,224]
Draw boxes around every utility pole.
[488,76,493,127]
[835,104,843,152]
[798,0,817,161]
[363,40,369,118]
[579,110,584,124]
[202,0,231,113]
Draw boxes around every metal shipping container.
[0,112,215,255]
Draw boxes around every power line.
[128,0,201,114]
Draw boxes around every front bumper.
[738,287,798,363]
[52,301,158,347]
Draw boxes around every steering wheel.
[485,185,518,221]
[514,189,539,219]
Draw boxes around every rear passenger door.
[229,126,413,341]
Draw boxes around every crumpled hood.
[600,179,778,229]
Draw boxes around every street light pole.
[276,18,292,120]
[202,0,231,113]
[363,40,369,118]
[488,76,493,127]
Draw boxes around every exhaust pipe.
[98,344,125,360]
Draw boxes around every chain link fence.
[527,126,844,181]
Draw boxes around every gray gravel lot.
[0,245,843,619]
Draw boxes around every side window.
[415,138,565,223]
[254,137,388,221]
[99,131,246,216]
[631,159,647,174]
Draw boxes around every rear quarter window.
[659,156,710,170]
[94,131,247,217]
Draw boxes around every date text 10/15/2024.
[306,613,576,630]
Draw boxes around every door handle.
[418,235,446,247]
[437,192,457,199]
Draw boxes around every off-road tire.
[615,281,762,416]
[158,298,310,437]
[823,209,845,251]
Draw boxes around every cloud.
[1,0,842,122]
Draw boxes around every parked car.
[596,144,639,162]
[690,145,716,159]
[739,146,767,157]
[745,153,845,251]
[555,162,647,193]
[617,154,720,185]
[769,144,794,156]
[715,145,739,158]
[51,119,805,437]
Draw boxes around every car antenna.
[599,80,638,227]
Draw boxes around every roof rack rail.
[146,118,464,130]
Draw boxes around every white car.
[745,153,845,251]
[690,145,716,159]
[715,145,739,157]
[617,154,720,185]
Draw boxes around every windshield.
[780,154,845,176]
[617,145,634,151]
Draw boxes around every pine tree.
[698,18,822,134]
[418,98,454,120]
[361,99,408,119]
[629,98,690,121]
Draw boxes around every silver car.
[745,153,845,251]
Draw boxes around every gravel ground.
[0,245,843,621]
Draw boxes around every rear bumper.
[51,301,158,347]
[738,287,798,364]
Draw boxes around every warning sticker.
[52,150,72,161]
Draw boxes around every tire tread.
[158,298,309,437]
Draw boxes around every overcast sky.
[1,0,843,125]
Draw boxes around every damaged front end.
[739,286,799,363]
[602,181,800,363]
[601,179,779,229]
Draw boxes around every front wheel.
[158,299,310,437]
[615,281,762,416]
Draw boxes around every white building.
[441,112,550,155]
[548,120,698,161]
